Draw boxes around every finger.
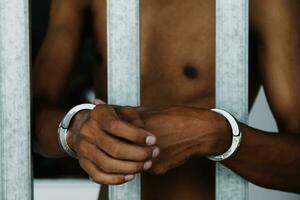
[83,143,153,173]
[96,131,159,161]
[94,98,106,105]
[79,158,134,185]
[80,112,159,161]
[92,105,155,145]
[101,117,156,146]
[116,106,145,128]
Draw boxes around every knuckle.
[78,129,91,141]
[79,120,101,139]
[86,120,101,135]
[88,119,99,129]
[108,145,121,158]
[79,124,90,135]
[99,160,112,173]
[105,119,120,131]
[77,141,87,155]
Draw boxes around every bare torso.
[90,0,260,199]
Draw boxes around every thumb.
[94,98,106,105]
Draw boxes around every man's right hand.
[67,104,159,185]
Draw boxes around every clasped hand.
[68,101,230,185]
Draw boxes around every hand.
[137,106,231,175]
[67,101,160,185]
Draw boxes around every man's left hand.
[134,106,231,175]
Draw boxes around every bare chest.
[94,1,258,108]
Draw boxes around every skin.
[33,0,300,199]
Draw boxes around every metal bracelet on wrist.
[58,103,96,159]
[206,108,242,162]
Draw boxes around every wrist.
[66,109,91,152]
[204,110,232,156]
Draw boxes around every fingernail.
[152,147,160,158]
[94,98,106,105]
[146,136,156,145]
[89,177,94,182]
[124,174,135,181]
[143,160,152,170]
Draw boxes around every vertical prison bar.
[215,0,249,200]
[0,0,32,200]
[107,0,141,199]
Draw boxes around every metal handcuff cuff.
[58,103,96,158]
[207,108,242,161]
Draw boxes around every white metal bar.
[215,0,249,200]
[0,0,32,200]
[107,0,140,199]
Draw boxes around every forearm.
[32,2,84,157]
[34,104,90,158]
[34,106,66,158]
[221,124,300,193]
